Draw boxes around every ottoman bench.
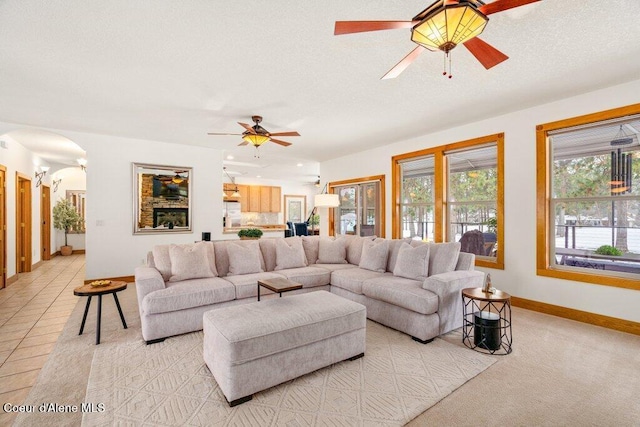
[203,290,366,406]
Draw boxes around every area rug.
[82,320,495,426]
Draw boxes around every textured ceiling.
[1,0,639,181]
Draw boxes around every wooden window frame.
[328,175,386,238]
[392,133,504,269]
[536,103,640,291]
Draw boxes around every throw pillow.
[275,237,307,270]
[317,237,347,264]
[359,238,390,272]
[227,241,264,275]
[429,242,461,275]
[393,242,430,280]
[152,245,172,281]
[302,236,320,264]
[346,235,376,265]
[168,242,216,282]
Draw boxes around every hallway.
[0,254,84,426]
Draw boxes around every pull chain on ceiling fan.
[334,0,542,79]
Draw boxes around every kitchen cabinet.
[223,184,281,212]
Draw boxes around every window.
[329,176,385,237]
[392,134,504,269]
[536,104,640,290]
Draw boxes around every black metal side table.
[462,287,512,355]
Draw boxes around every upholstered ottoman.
[203,290,366,406]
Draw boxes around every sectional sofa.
[134,235,484,344]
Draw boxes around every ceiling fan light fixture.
[242,133,270,147]
[411,3,488,52]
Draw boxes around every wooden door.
[0,165,6,288]
[41,185,51,261]
[16,174,32,273]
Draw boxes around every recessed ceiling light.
[297,163,303,167]
[227,155,234,160]
[257,175,261,178]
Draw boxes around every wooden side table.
[74,281,128,345]
[461,287,512,355]
[257,278,303,301]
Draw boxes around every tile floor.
[0,254,85,426]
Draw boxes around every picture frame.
[132,163,192,234]
[284,195,306,224]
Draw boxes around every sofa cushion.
[318,237,347,264]
[213,240,266,278]
[387,238,413,272]
[142,278,235,315]
[301,236,320,265]
[359,239,389,272]
[275,266,331,288]
[227,241,264,276]
[345,235,376,265]
[168,242,217,282]
[258,238,278,272]
[152,245,172,281]
[362,277,439,315]
[223,272,286,299]
[393,242,430,281]
[314,263,359,272]
[275,237,307,270]
[429,242,461,275]
[331,267,388,295]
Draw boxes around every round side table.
[74,281,128,345]
[461,287,512,355]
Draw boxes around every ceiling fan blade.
[479,0,541,16]
[207,132,242,136]
[463,37,509,69]
[381,46,426,80]
[269,138,292,147]
[334,20,417,35]
[238,122,257,134]
[444,0,459,4]
[238,141,249,146]
[268,131,300,137]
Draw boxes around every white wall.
[321,78,640,323]
[0,134,49,278]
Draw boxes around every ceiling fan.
[156,170,188,184]
[208,115,300,148]
[334,0,541,79]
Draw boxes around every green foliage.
[594,245,623,256]
[485,217,497,234]
[308,214,319,226]
[52,199,82,246]
[237,228,263,238]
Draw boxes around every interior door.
[41,185,51,261]
[0,165,6,288]
[16,174,32,273]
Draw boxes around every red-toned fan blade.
[463,37,509,69]
[381,46,426,80]
[238,122,257,134]
[268,131,300,137]
[269,138,292,147]
[335,20,417,35]
[207,132,242,136]
[238,141,249,146]
[479,0,541,16]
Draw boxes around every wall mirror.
[133,163,192,234]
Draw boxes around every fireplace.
[153,208,189,228]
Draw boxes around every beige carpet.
[81,319,495,426]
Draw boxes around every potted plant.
[238,228,263,240]
[53,198,82,256]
